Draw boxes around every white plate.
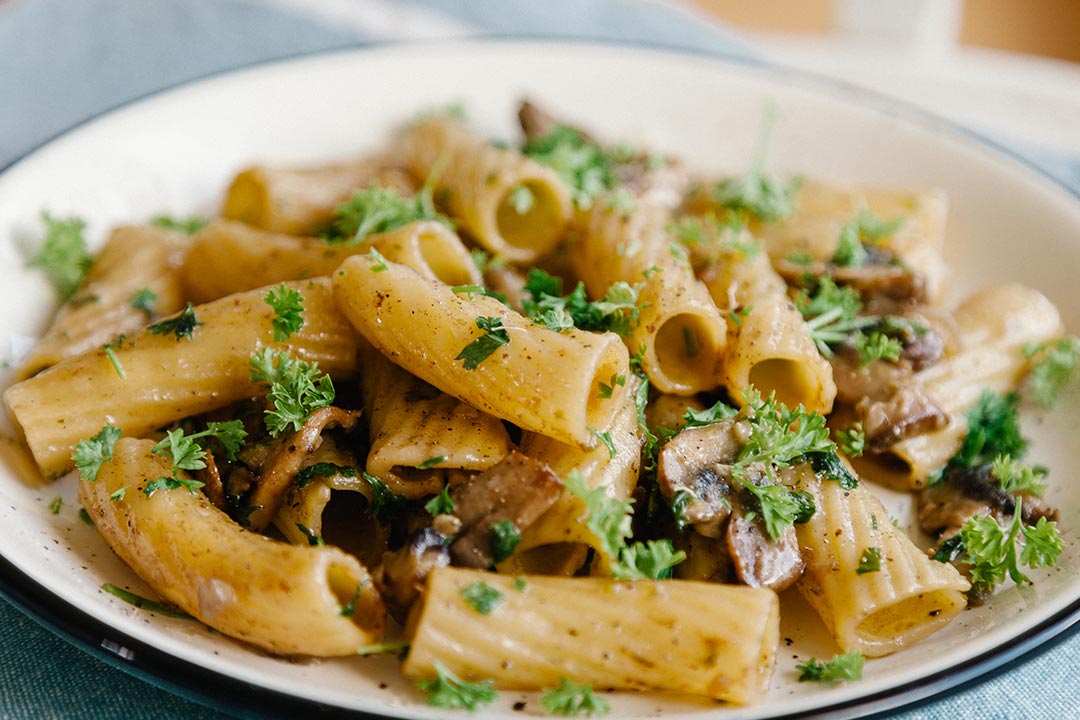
[1,42,1078,719]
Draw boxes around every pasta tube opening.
[412,223,484,286]
[748,358,823,411]
[222,169,266,227]
[855,589,967,652]
[494,180,566,257]
[652,312,725,392]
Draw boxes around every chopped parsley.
[264,284,304,342]
[836,422,866,458]
[102,583,192,619]
[522,125,618,209]
[541,678,610,717]
[831,209,904,267]
[295,462,358,488]
[147,303,200,340]
[78,508,94,526]
[712,110,800,223]
[456,316,510,370]
[522,269,640,337]
[605,188,637,214]
[129,288,156,317]
[596,373,626,399]
[490,520,521,564]
[852,331,903,366]
[295,522,325,547]
[796,652,864,682]
[612,539,686,580]
[362,472,406,523]
[795,278,876,357]
[990,455,1047,496]
[339,583,364,617]
[855,547,882,574]
[48,496,62,515]
[328,185,450,244]
[460,580,504,614]
[145,422,246,498]
[248,348,336,435]
[109,486,128,502]
[1023,336,1080,409]
[141,476,202,500]
[102,335,127,379]
[930,391,1026,485]
[508,184,535,215]
[151,215,208,235]
[417,455,446,470]
[424,484,455,516]
[742,482,810,540]
[416,661,498,711]
[803,451,859,489]
[72,424,123,482]
[30,212,92,301]
[589,428,616,459]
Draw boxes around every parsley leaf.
[795,278,877,356]
[990,455,1047,496]
[362,472,406,523]
[248,348,336,436]
[416,661,498,711]
[804,451,859,489]
[328,186,450,244]
[30,212,92,301]
[522,126,618,209]
[563,470,632,563]
[852,331,903,366]
[129,288,157,317]
[734,390,834,476]
[508,184,535,215]
[931,391,1026,484]
[295,462,357,488]
[742,482,807,540]
[145,422,246,498]
[102,335,127,379]
[836,422,866,458]
[147,303,200,341]
[1023,337,1080,409]
[522,269,641,337]
[856,547,882,574]
[151,215,208,235]
[597,373,626,399]
[958,498,1064,593]
[417,455,445,470]
[264,284,304,342]
[490,520,521,564]
[424,484,455,516]
[460,580,504,614]
[143,475,204,498]
[831,209,904,267]
[456,316,510,370]
[796,652,864,682]
[611,539,686,580]
[102,583,192,619]
[295,522,324,546]
[541,678,610,717]
[712,110,800,223]
[48,496,62,515]
[72,424,123,482]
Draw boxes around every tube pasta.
[4,278,358,478]
[19,225,188,379]
[222,157,415,235]
[402,566,779,705]
[396,116,572,263]
[794,466,969,656]
[360,342,512,499]
[865,283,1063,488]
[182,219,481,303]
[698,238,835,414]
[754,180,950,302]
[81,438,385,655]
[573,200,727,395]
[514,374,644,567]
[332,254,629,447]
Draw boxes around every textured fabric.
[1,0,1078,718]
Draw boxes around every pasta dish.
[3,99,1074,713]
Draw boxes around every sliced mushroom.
[448,450,562,568]
[726,499,805,592]
[245,407,360,531]
[518,99,562,142]
[830,344,948,452]
[918,463,1058,536]
[774,254,927,303]
[374,527,450,621]
[656,422,749,537]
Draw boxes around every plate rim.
[2,38,1080,720]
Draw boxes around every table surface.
[2,1,1079,719]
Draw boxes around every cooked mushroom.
[448,450,562,568]
[774,254,927,303]
[656,422,748,537]
[245,407,360,531]
[918,463,1058,536]
[830,344,948,452]
[374,527,450,621]
[726,497,805,592]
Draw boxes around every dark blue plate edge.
[0,36,1078,720]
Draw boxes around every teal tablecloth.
[1,1,1078,718]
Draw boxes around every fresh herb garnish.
[456,316,510,370]
[362,472,406,523]
[48,496,63,515]
[295,522,325,546]
[102,583,192,619]
[541,678,610,717]
[931,391,1026,485]
[522,126,618,209]
[328,186,450,244]
[109,486,128,502]
[522,269,640,337]
[295,462,358,488]
[508,184,535,215]
[30,212,92,301]
[597,373,626,399]
[832,209,904,267]
[856,547,882,574]
[72,424,123,482]
[1023,336,1080,409]
[712,110,800,223]
[990,455,1047,496]
[102,335,127,379]
[490,520,521,564]
[957,498,1064,594]
[264,284,304,342]
[460,580,504,614]
[804,451,859,489]
[144,422,246,497]
[424,484,455,516]
[612,539,686,580]
[796,652,864,682]
[248,348,336,435]
[417,455,446,470]
[416,661,498,711]
[151,215,209,235]
[837,422,866,458]
[129,288,157,317]
[147,303,200,340]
